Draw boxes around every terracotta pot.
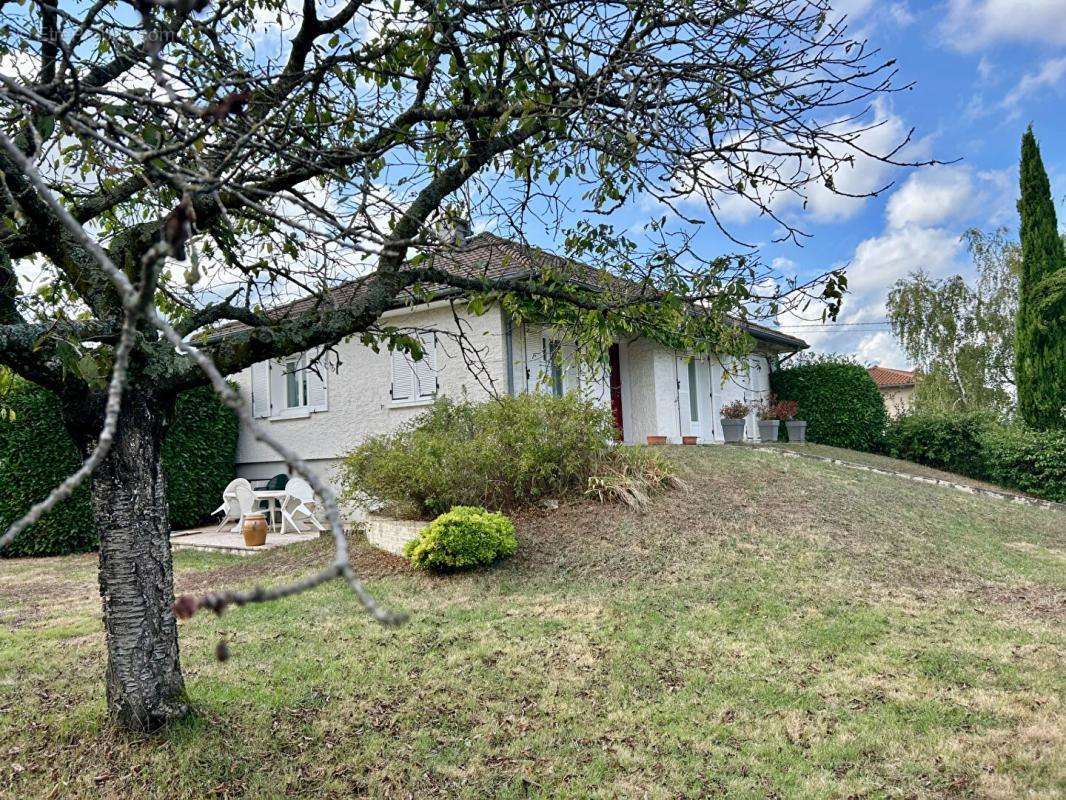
[682,436,698,445]
[646,435,668,445]
[242,513,268,547]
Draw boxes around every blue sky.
[606,0,1066,369]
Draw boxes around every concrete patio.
[171,526,321,556]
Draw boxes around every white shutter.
[509,320,528,395]
[390,348,415,402]
[250,361,270,418]
[306,350,329,412]
[413,333,438,399]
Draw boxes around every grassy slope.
[764,442,1039,498]
[0,446,1063,799]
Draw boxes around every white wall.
[233,302,508,488]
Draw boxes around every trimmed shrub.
[404,506,517,572]
[162,386,241,530]
[0,383,94,557]
[884,410,1066,503]
[340,394,615,519]
[882,411,993,477]
[977,425,1066,503]
[770,355,888,451]
[0,381,238,557]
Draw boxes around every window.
[283,355,309,410]
[390,333,438,405]
[547,339,564,396]
[250,349,329,419]
[687,358,699,423]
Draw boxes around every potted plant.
[720,400,750,443]
[756,398,781,443]
[681,435,698,445]
[646,435,668,445]
[778,400,807,443]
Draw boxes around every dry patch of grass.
[0,445,1063,799]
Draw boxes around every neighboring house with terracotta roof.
[230,233,809,485]
[867,365,917,418]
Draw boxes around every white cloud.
[1001,57,1066,112]
[783,225,966,366]
[682,103,923,227]
[942,0,1066,51]
[885,165,976,229]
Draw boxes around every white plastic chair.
[213,478,252,531]
[280,477,325,534]
[229,481,258,534]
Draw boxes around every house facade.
[867,365,917,418]
[230,235,808,487]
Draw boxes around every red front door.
[608,343,624,439]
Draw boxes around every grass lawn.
[0,446,1063,799]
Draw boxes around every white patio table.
[234,489,288,534]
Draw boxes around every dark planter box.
[785,420,808,443]
[720,418,746,443]
[758,419,780,443]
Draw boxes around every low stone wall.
[364,516,428,556]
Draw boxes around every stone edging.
[753,446,1066,513]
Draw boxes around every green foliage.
[1016,126,1066,429]
[770,355,888,451]
[403,506,517,572]
[0,384,95,557]
[978,426,1066,503]
[885,411,1066,503]
[340,394,615,519]
[882,411,994,477]
[161,386,241,531]
[887,228,1019,415]
[0,382,238,557]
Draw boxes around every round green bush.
[770,356,888,451]
[404,506,517,572]
[0,381,238,557]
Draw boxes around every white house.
[231,234,808,485]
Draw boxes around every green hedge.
[884,412,1066,503]
[770,356,888,451]
[879,411,992,477]
[163,386,241,530]
[0,383,238,557]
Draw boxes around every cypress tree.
[1016,126,1066,429]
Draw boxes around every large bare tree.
[0,0,922,731]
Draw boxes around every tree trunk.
[89,389,187,732]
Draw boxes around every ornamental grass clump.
[586,446,688,512]
[404,506,517,572]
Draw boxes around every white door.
[676,356,702,438]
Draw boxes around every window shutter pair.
[391,333,437,401]
[249,348,329,417]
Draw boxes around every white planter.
[365,516,428,556]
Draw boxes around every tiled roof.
[867,365,916,388]
[215,232,808,351]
